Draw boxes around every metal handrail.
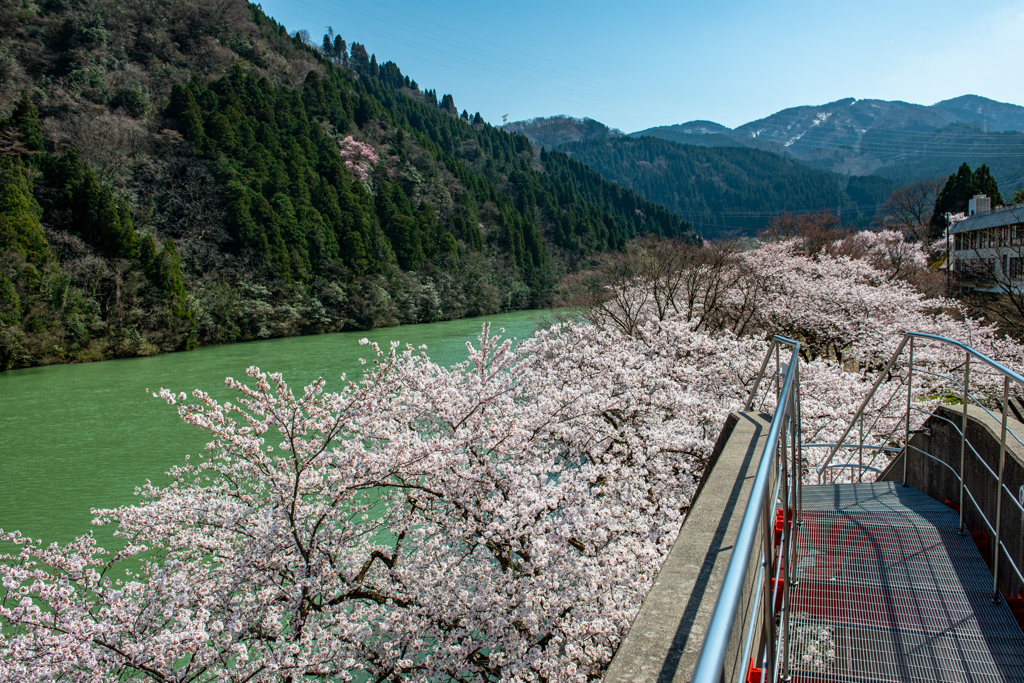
[909,331,1024,386]
[692,336,802,683]
[812,330,1024,604]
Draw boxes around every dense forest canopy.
[556,136,896,238]
[0,0,694,370]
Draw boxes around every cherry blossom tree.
[339,136,378,183]
[3,233,1023,681]
[0,322,769,682]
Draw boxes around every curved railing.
[814,331,1024,603]
[690,331,1024,683]
[691,336,803,683]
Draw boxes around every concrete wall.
[603,411,774,683]
[879,404,1024,600]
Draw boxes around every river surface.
[0,310,553,547]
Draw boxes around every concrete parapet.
[879,404,1024,600]
[604,411,773,683]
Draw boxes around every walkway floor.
[787,482,1024,682]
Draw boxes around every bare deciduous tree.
[759,211,847,255]
[879,178,946,247]
[560,237,744,339]
[146,155,227,243]
[43,110,148,184]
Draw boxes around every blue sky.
[257,0,1024,132]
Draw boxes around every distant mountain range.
[635,95,1024,183]
[505,96,1024,188]
[501,96,1024,239]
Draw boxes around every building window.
[1010,257,1024,281]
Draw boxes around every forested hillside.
[0,0,693,370]
[557,136,895,237]
[500,115,622,150]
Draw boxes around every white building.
[949,195,1024,292]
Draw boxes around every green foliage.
[0,0,697,368]
[862,125,1024,189]
[110,87,149,118]
[165,66,396,282]
[0,272,18,326]
[931,162,1005,237]
[33,150,136,259]
[844,175,898,221]
[0,184,51,264]
[161,57,693,300]
[7,92,44,152]
[71,168,137,258]
[556,136,893,238]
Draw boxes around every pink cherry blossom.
[339,136,378,182]
[2,233,1021,681]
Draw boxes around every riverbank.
[0,309,554,545]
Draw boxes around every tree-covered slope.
[500,115,623,151]
[557,136,895,238]
[0,0,693,369]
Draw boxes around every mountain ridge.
[509,96,1024,185]
[632,95,1024,183]
[504,97,1024,233]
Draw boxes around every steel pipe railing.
[692,336,802,683]
[811,330,1024,605]
[693,331,1023,683]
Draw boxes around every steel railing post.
[745,339,777,411]
[859,413,864,484]
[960,354,971,536]
[993,376,1009,603]
[796,363,803,526]
[761,490,775,679]
[781,385,798,682]
[691,339,799,683]
[903,337,914,487]
[782,413,790,675]
[770,342,778,411]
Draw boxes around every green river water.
[0,310,552,547]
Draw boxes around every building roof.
[950,204,1024,234]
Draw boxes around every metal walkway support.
[788,481,1024,682]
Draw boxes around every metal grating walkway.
[787,482,1024,682]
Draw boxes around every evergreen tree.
[0,185,50,264]
[350,43,369,69]
[334,36,347,66]
[931,162,1005,238]
[139,234,158,282]
[8,92,44,152]
[972,164,1003,205]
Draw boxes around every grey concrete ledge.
[603,411,773,683]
